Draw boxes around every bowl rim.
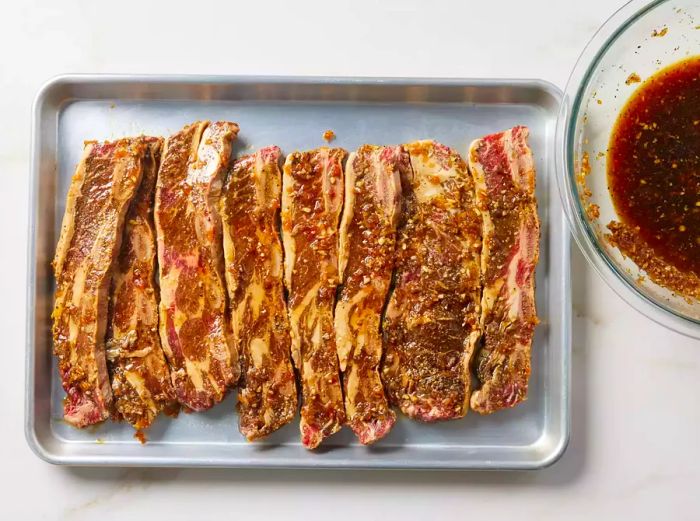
[556,0,700,339]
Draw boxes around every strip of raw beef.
[106,137,178,432]
[282,147,347,449]
[468,126,539,414]
[155,121,240,411]
[335,145,406,444]
[381,141,482,422]
[52,137,150,427]
[221,146,298,440]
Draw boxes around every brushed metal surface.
[26,75,570,469]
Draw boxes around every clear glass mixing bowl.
[557,0,700,338]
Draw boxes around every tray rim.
[32,72,564,97]
[25,74,570,470]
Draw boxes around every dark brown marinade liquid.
[608,56,700,276]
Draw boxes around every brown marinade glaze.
[155,121,240,411]
[608,56,700,293]
[52,121,547,438]
[381,141,482,422]
[106,137,179,433]
[282,147,347,449]
[335,145,405,444]
[221,146,298,441]
[468,126,539,414]
[53,137,149,427]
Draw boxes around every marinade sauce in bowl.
[558,0,700,337]
[607,56,700,295]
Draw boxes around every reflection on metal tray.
[26,75,570,469]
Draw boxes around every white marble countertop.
[2,0,699,519]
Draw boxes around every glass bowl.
[557,0,700,338]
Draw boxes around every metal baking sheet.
[25,75,570,469]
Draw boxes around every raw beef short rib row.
[155,121,241,411]
[106,137,178,432]
[335,145,406,444]
[52,123,539,446]
[381,141,483,422]
[468,126,540,414]
[221,146,298,441]
[53,137,151,427]
[282,148,347,449]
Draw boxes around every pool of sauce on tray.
[608,56,700,277]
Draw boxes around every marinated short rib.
[282,147,347,449]
[468,126,539,414]
[52,137,150,427]
[335,145,405,444]
[155,121,240,411]
[222,146,298,440]
[106,137,178,431]
[381,141,482,422]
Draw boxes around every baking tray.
[25,75,570,469]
